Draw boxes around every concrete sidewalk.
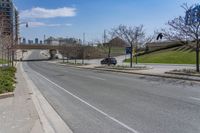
[0,63,44,133]
[80,66,200,82]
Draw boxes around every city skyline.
[14,0,199,42]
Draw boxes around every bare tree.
[161,3,200,72]
[0,18,7,65]
[160,17,191,44]
[143,34,155,53]
[0,15,14,66]
[60,44,80,63]
[106,31,115,66]
[111,24,145,67]
[1,35,12,66]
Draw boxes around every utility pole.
[104,30,111,66]
[104,30,107,44]
[44,35,46,44]
[82,33,85,64]
[83,33,85,45]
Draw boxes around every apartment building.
[0,0,19,46]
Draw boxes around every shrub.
[0,67,16,94]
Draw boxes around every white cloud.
[65,23,72,26]
[48,23,72,27]
[27,22,72,27]
[20,7,76,19]
[47,24,61,27]
[28,22,46,27]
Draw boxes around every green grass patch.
[0,67,16,94]
[125,50,198,64]
[0,59,8,64]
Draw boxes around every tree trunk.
[82,47,84,64]
[135,48,138,64]
[67,54,69,63]
[11,50,14,67]
[196,41,200,72]
[108,45,111,66]
[1,48,3,64]
[7,49,10,66]
[130,44,133,68]
[62,53,64,63]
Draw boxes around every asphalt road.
[23,50,200,133]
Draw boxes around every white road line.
[189,97,200,102]
[87,75,106,81]
[32,70,139,133]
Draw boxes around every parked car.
[101,57,117,65]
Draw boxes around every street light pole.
[82,33,85,64]
[11,22,28,66]
[104,30,112,66]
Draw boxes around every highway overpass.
[12,44,64,50]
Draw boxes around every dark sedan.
[101,57,117,65]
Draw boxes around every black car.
[101,57,117,65]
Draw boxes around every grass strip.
[0,67,16,94]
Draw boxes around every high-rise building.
[35,38,39,44]
[0,0,19,45]
[22,38,26,44]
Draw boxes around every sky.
[13,0,199,43]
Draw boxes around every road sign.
[185,5,200,25]
[126,47,132,54]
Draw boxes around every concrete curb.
[87,68,200,82]
[20,62,73,133]
[88,68,200,82]
[0,92,14,99]
[165,71,200,77]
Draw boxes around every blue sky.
[13,0,199,42]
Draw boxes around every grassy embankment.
[0,67,16,94]
[125,47,198,64]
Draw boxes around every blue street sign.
[126,47,132,54]
[185,5,200,25]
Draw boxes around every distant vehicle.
[101,57,117,65]
[22,50,27,52]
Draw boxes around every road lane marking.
[189,97,200,102]
[32,70,139,133]
[87,75,106,81]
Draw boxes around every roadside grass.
[124,50,198,64]
[0,59,8,64]
[0,67,16,94]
